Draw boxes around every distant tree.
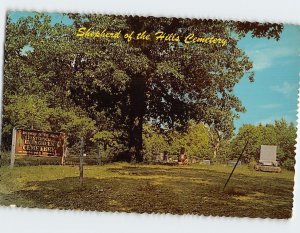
[2,95,97,151]
[274,119,297,169]
[230,124,262,163]
[142,124,169,161]
[2,14,98,151]
[205,109,235,160]
[143,122,214,161]
[170,122,213,160]
[230,119,296,169]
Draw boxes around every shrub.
[282,159,295,171]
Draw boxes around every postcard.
[0,11,299,219]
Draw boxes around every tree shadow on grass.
[108,166,294,195]
[1,166,293,218]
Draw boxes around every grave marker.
[255,145,281,172]
[259,145,278,166]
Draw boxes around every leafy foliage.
[143,122,221,161]
[230,119,296,169]
[2,13,288,163]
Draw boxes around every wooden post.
[10,128,17,168]
[223,141,248,191]
[97,145,101,165]
[61,151,65,165]
[61,136,67,166]
[79,137,84,188]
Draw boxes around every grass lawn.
[0,163,294,218]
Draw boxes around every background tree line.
[143,119,296,170]
[1,12,295,169]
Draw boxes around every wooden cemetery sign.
[11,128,65,167]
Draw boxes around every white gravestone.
[259,145,278,166]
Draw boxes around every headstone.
[155,153,163,161]
[227,160,241,166]
[259,145,278,166]
[200,160,211,165]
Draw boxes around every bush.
[248,159,257,170]
[282,159,295,171]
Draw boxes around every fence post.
[79,137,84,188]
[61,135,67,165]
[97,145,101,165]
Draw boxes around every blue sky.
[235,25,300,129]
[8,12,300,130]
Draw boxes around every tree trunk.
[209,129,220,161]
[213,140,220,160]
[128,75,146,162]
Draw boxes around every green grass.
[0,163,294,218]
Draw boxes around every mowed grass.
[0,163,295,218]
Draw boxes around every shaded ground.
[0,163,294,218]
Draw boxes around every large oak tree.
[2,13,283,161]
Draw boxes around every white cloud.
[246,46,295,71]
[271,81,298,97]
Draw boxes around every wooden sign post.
[10,128,17,168]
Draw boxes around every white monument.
[259,145,278,166]
[255,145,281,172]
